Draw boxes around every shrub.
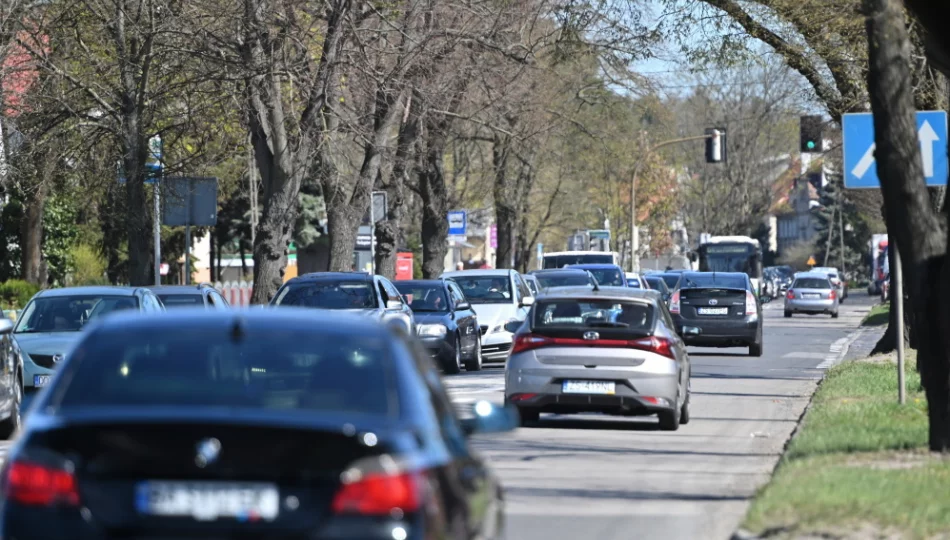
[70,244,109,286]
[0,280,40,310]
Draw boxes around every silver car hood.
[15,332,83,357]
[469,303,519,328]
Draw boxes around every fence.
[213,280,253,307]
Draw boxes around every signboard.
[362,191,388,224]
[807,255,816,266]
[490,224,497,248]
[356,234,373,249]
[162,177,218,226]
[160,263,169,276]
[448,210,467,236]
[396,252,414,280]
[703,244,751,254]
[843,111,948,188]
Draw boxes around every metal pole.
[894,240,905,405]
[153,136,162,285]
[838,189,847,277]
[369,196,375,275]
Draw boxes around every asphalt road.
[446,294,879,540]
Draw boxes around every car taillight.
[786,290,795,300]
[629,336,675,359]
[745,291,757,315]
[332,470,424,515]
[511,334,553,354]
[669,290,680,314]
[4,461,80,506]
[829,289,837,300]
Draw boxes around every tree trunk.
[493,134,516,269]
[123,140,151,286]
[864,0,950,451]
[209,232,217,282]
[419,125,450,279]
[20,177,49,285]
[872,238,914,354]
[376,96,420,278]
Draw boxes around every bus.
[542,251,621,269]
[695,236,764,294]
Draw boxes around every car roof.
[530,268,591,275]
[84,307,391,336]
[288,272,374,283]
[441,269,514,278]
[794,272,833,279]
[568,263,621,269]
[394,279,446,286]
[535,286,659,302]
[35,286,138,298]
[147,285,214,294]
[811,267,838,273]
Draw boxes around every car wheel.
[680,380,691,425]
[465,333,483,372]
[749,339,763,357]
[658,399,681,431]
[0,372,22,440]
[443,335,462,375]
[518,407,539,426]
[832,311,839,319]
[784,310,792,318]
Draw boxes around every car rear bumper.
[785,299,837,312]
[672,314,759,346]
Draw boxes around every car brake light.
[4,461,80,506]
[669,290,680,314]
[745,291,757,315]
[511,334,553,354]
[829,289,837,300]
[332,470,423,515]
[786,290,794,300]
[629,336,675,359]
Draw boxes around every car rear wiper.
[586,321,629,328]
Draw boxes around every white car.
[625,272,648,289]
[810,266,848,302]
[441,269,535,363]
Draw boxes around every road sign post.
[839,112,942,403]
[448,210,467,237]
[147,135,163,286]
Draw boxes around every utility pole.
[824,203,835,266]
[838,186,846,277]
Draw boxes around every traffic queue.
[0,259,795,539]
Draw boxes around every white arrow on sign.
[919,120,939,178]
[851,121,942,180]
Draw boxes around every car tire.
[749,339,763,357]
[679,382,691,425]
[658,400,681,431]
[832,311,839,319]
[0,372,22,440]
[464,333,483,372]
[518,407,539,426]
[443,335,462,375]
[784,310,792,318]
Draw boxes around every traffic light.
[800,115,823,153]
[705,127,726,163]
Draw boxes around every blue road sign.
[448,210,467,236]
[843,110,948,189]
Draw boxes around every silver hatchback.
[784,273,839,318]
[503,286,691,430]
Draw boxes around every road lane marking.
[781,352,828,359]
[816,330,864,369]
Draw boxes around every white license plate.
[562,380,615,395]
[697,307,729,315]
[33,375,51,387]
[135,481,280,521]
[803,293,821,299]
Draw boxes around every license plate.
[135,481,280,521]
[697,307,729,315]
[803,293,821,299]
[562,380,615,395]
[33,375,51,387]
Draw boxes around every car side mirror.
[0,318,13,334]
[521,296,535,307]
[386,299,403,310]
[504,320,523,333]
[456,301,471,311]
[460,401,520,436]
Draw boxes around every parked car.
[441,269,535,363]
[0,317,23,439]
[147,283,231,309]
[394,279,482,373]
[669,272,765,357]
[0,308,517,539]
[566,263,627,287]
[811,266,848,302]
[785,272,840,318]
[529,268,597,290]
[643,274,672,303]
[14,286,165,393]
[624,272,648,289]
[504,285,691,430]
[270,272,414,335]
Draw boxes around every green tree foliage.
[812,175,872,279]
[68,244,107,285]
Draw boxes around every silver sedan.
[784,273,840,318]
[503,286,691,430]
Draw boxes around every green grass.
[862,301,890,326]
[742,352,950,539]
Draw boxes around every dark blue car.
[566,264,627,287]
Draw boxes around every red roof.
[2,32,45,118]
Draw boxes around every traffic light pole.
[629,133,719,273]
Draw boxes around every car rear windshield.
[580,268,624,287]
[156,294,205,308]
[14,295,139,334]
[272,280,377,309]
[394,283,448,312]
[450,275,512,304]
[680,273,747,290]
[533,299,655,331]
[535,273,590,289]
[49,327,397,417]
[543,254,613,268]
[659,274,681,289]
[793,278,832,289]
[645,277,667,292]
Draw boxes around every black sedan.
[0,308,517,540]
[669,271,765,357]
[528,268,597,290]
[394,279,481,374]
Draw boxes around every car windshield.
[450,275,512,304]
[645,277,668,292]
[543,254,613,268]
[394,283,448,312]
[49,327,397,417]
[14,295,139,334]
[793,278,832,289]
[525,279,539,295]
[156,294,205,308]
[680,274,747,290]
[272,280,377,309]
[580,268,624,286]
[533,299,654,331]
[535,273,591,289]
[659,274,681,289]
